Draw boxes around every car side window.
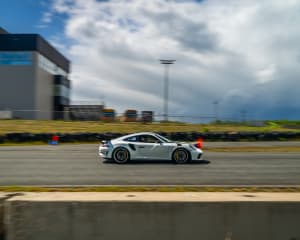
[138,135,161,143]
[124,136,137,142]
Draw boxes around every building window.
[54,85,70,99]
[38,54,67,77]
[0,52,32,65]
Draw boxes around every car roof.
[116,132,157,141]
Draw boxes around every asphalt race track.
[0,143,300,186]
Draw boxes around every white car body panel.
[99,132,203,162]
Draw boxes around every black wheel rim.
[115,149,128,163]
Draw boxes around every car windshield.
[155,134,173,143]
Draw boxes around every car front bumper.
[190,149,203,161]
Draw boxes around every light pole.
[160,59,176,122]
[240,109,247,123]
[100,95,105,108]
[213,100,219,122]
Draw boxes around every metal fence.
[0,109,257,124]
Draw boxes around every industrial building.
[68,105,104,121]
[0,27,154,122]
[0,27,70,120]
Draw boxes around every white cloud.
[42,12,53,23]
[256,64,276,84]
[36,12,53,28]
[49,0,300,121]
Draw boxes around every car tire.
[112,147,130,164]
[172,148,190,164]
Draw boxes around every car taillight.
[195,138,203,149]
[101,140,110,147]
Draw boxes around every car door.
[152,142,174,159]
[135,135,169,159]
[134,135,153,158]
[135,142,154,159]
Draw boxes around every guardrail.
[0,131,300,144]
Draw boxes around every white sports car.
[99,132,203,164]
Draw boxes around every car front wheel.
[172,148,190,164]
[112,147,130,164]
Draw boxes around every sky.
[1,0,300,122]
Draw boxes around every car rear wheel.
[172,148,190,164]
[113,147,130,164]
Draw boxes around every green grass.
[204,146,300,152]
[0,120,299,135]
[268,120,300,125]
[0,186,300,192]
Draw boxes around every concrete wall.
[0,111,12,120]
[0,194,7,240]
[0,54,36,119]
[0,52,58,120]
[34,53,54,120]
[2,192,300,240]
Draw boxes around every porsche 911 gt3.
[99,132,203,164]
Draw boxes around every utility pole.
[100,95,105,108]
[241,109,247,123]
[159,59,176,122]
[213,100,219,122]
